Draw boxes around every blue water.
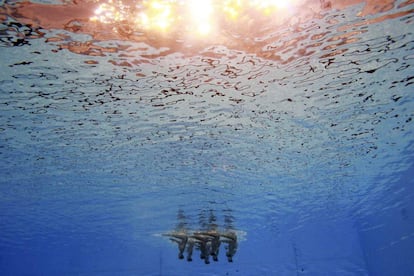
[0,0,413,275]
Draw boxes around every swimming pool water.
[0,0,413,275]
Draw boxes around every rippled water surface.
[0,0,413,275]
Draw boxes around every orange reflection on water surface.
[1,0,412,61]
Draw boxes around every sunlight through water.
[0,0,413,274]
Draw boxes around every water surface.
[0,0,413,275]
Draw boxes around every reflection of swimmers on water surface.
[221,231,238,262]
[163,232,188,259]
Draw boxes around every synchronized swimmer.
[163,230,238,264]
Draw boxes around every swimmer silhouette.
[163,232,188,259]
[186,237,195,262]
[199,230,221,261]
[163,209,240,264]
[192,232,212,264]
[220,231,238,262]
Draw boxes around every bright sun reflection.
[138,0,175,31]
[186,0,214,35]
[223,0,243,20]
[91,0,294,36]
[250,0,289,10]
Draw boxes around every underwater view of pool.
[0,0,413,275]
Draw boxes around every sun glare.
[91,0,293,35]
[250,0,289,10]
[186,0,214,35]
[138,0,175,31]
[223,0,243,20]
